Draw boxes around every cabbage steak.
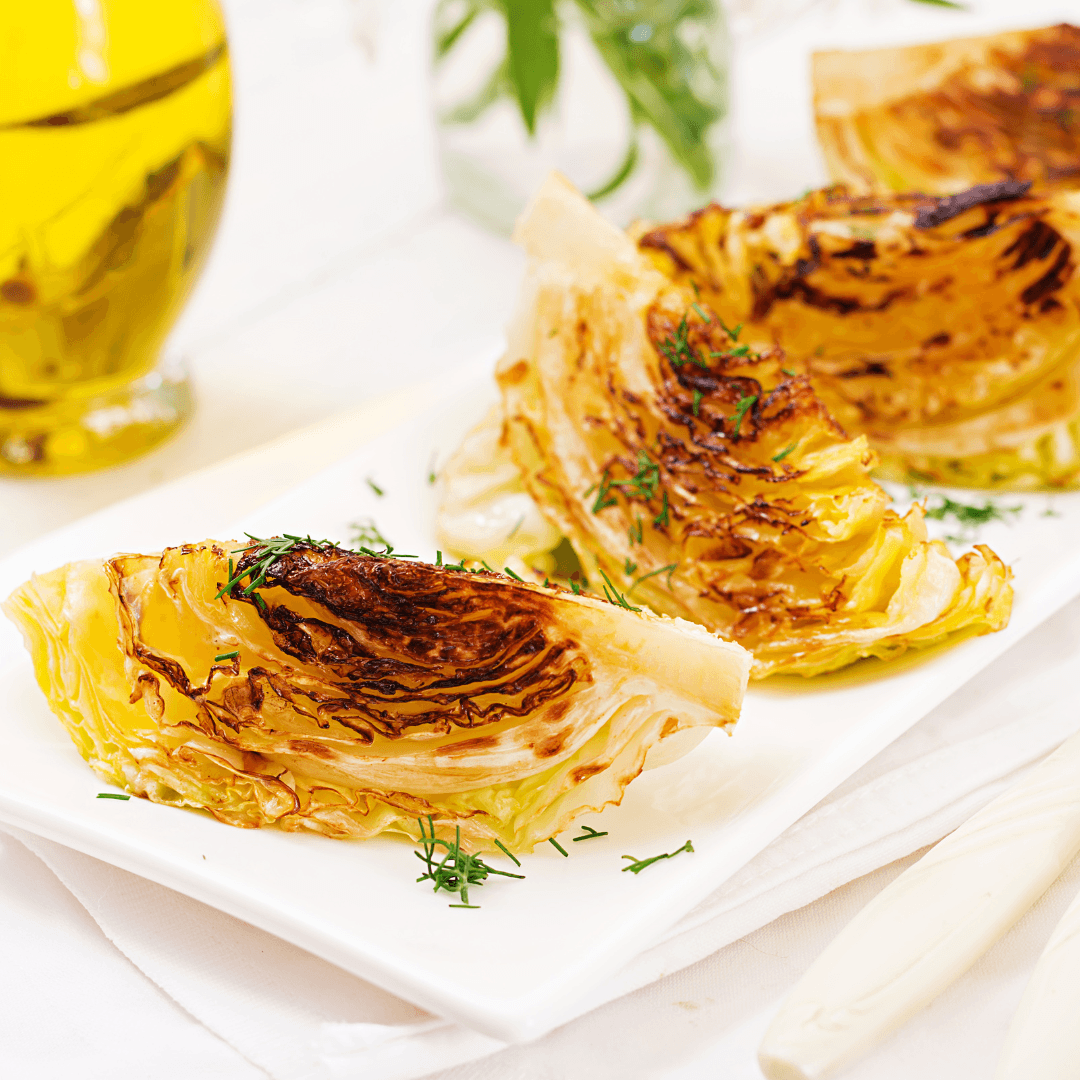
[639,181,1080,489]
[3,539,750,851]
[443,175,1012,678]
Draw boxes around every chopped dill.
[629,562,678,594]
[628,516,644,546]
[718,317,742,341]
[729,394,758,437]
[570,579,582,595]
[772,442,798,463]
[436,550,443,566]
[621,840,694,874]
[781,367,796,377]
[507,515,526,539]
[214,651,239,662]
[493,839,521,867]
[923,496,1021,529]
[366,477,385,497]
[591,472,618,513]
[414,816,524,908]
[710,344,750,359]
[658,311,709,370]
[597,567,641,611]
[652,490,670,528]
[572,825,608,842]
[96,793,130,800]
[611,451,661,500]
[503,566,525,581]
[549,837,569,857]
[216,534,342,603]
[351,518,391,551]
[690,302,711,323]
[427,453,438,485]
[624,556,638,576]
[692,389,703,416]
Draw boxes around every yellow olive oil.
[0,0,231,474]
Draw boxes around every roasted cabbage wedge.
[3,539,750,851]
[454,174,1011,678]
[813,24,1080,196]
[639,181,1080,489]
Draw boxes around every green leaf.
[906,0,967,8]
[434,0,483,59]
[497,0,559,136]
[572,0,726,190]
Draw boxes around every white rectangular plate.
[2,367,1079,1043]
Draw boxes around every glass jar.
[0,0,231,476]
[433,0,730,234]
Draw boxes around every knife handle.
[758,730,1080,1080]
[995,877,1080,1079]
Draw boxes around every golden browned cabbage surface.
[3,540,750,851]
[487,175,1011,678]
[813,24,1080,196]
[639,183,1080,488]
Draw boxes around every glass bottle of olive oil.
[0,0,231,475]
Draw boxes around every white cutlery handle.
[995,878,1080,1079]
[758,729,1080,1080]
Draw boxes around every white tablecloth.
[3,1,1079,1076]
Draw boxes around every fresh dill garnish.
[507,515,526,539]
[692,389,703,416]
[572,825,608,842]
[351,517,391,550]
[781,367,796,377]
[718,317,742,341]
[1043,507,1062,518]
[436,550,443,566]
[216,534,342,602]
[414,816,524,908]
[652,490,670,528]
[629,562,678,594]
[591,472,618,513]
[621,840,694,874]
[923,496,1021,529]
[690,302,711,323]
[549,837,569,857]
[710,344,750,359]
[772,442,798,463]
[658,311,709,370]
[503,566,525,581]
[728,394,758,437]
[624,556,638,575]
[628,516,644,546]
[597,567,642,611]
[493,839,521,867]
[366,477,385,497]
[480,560,497,574]
[548,327,559,338]
[214,651,239,662]
[570,579,582,595]
[612,450,661,500]
[907,468,937,484]
[96,793,130,800]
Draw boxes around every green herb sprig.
[415,816,524,908]
[597,567,642,611]
[215,534,342,602]
[214,651,239,662]
[96,793,131,801]
[621,840,694,874]
[573,825,608,842]
[728,394,757,438]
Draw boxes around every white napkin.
[6,594,1077,1080]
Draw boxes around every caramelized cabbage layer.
[813,24,1080,196]
[3,540,750,850]
[639,183,1080,489]
[483,175,1012,677]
